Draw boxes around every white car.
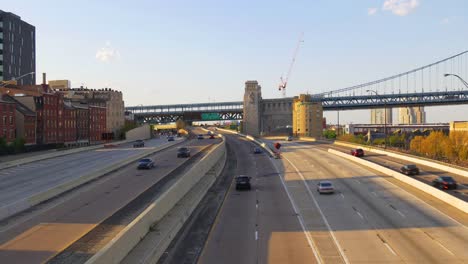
[286,136,293,141]
[317,181,334,194]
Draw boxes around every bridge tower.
[243,80,262,136]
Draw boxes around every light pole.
[367,89,387,149]
[444,73,468,89]
[0,72,35,87]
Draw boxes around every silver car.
[317,181,334,194]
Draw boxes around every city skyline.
[2,0,468,124]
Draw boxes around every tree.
[323,130,337,139]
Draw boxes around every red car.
[351,148,364,157]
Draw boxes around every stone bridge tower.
[243,80,262,136]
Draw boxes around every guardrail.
[328,149,468,214]
[0,139,185,221]
[334,141,468,178]
[86,139,226,264]
[209,128,276,157]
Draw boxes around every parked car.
[350,148,364,157]
[133,140,144,148]
[197,134,204,140]
[137,158,154,169]
[317,181,335,194]
[253,147,262,154]
[168,136,175,141]
[400,164,420,175]
[432,176,457,190]
[286,136,293,141]
[177,147,191,158]
[235,175,251,190]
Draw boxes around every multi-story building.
[0,10,36,85]
[0,98,16,142]
[89,105,106,143]
[449,121,468,133]
[3,94,36,144]
[371,108,392,125]
[398,107,426,124]
[48,80,70,91]
[62,100,77,145]
[292,94,323,138]
[72,101,89,145]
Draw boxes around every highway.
[0,129,219,264]
[0,137,180,209]
[198,135,468,263]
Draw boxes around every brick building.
[0,98,16,142]
[89,105,106,143]
[62,100,77,145]
[72,101,89,146]
[3,95,36,145]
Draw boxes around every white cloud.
[96,42,120,62]
[368,8,378,16]
[382,0,420,16]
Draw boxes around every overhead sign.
[201,113,221,121]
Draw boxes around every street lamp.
[444,73,468,89]
[0,72,35,87]
[366,89,388,149]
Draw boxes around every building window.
[9,116,12,125]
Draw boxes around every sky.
[2,0,468,124]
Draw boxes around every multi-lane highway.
[0,129,220,264]
[0,137,180,209]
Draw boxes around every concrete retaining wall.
[328,149,468,214]
[126,124,151,141]
[86,140,226,264]
[0,139,184,221]
[334,141,468,178]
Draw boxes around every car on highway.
[351,148,364,157]
[235,175,251,190]
[177,147,191,158]
[285,136,293,141]
[317,181,335,194]
[253,147,262,154]
[137,158,154,169]
[168,136,175,141]
[432,176,457,190]
[133,140,144,148]
[209,134,216,139]
[197,134,204,140]
[400,164,420,175]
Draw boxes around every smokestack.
[42,73,46,85]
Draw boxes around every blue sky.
[3,0,468,124]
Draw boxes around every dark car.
[177,147,191,158]
[432,176,457,190]
[137,158,154,169]
[253,147,262,154]
[168,136,175,141]
[400,164,420,175]
[235,175,251,190]
[133,140,144,148]
[351,148,364,157]
[209,134,215,139]
[197,134,204,140]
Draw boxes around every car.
[168,136,175,141]
[351,148,364,157]
[133,140,144,148]
[317,181,335,194]
[197,134,204,140]
[432,176,457,190]
[235,175,251,190]
[400,164,420,175]
[209,134,215,139]
[137,158,154,169]
[253,147,262,154]
[286,136,293,141]
[177,147,191,158]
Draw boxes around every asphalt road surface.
[0,130,218,264]
[0,137,180,209]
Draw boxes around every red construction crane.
[278,33,304,97]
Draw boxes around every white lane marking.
[271,160,323,264]
[371,191,378,197]
[255,231,258,240]
[434,240,455,256]
[281,155,350,264]
[356,211,364,219]
[355,180,361,184]
[384,243,397,256]
[396,210,406,218]
[256,204,258,210]
[340,193,345,199]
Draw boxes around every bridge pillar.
[243,80,262,136]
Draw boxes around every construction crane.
[278,33,304,97]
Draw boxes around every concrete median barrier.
[0,140,130,170]
[328,148,468,214]
[86,140,226,264]
[0,139,185,221]
[334,141,468,178]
